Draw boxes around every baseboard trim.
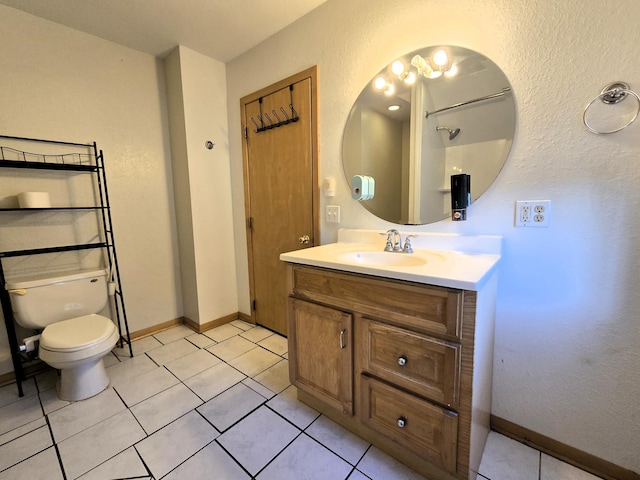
[238,311,254,324]
[129,318,184,340]
[490,415,639,480]
[183,312,239,334]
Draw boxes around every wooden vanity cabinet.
[286,264,496,480]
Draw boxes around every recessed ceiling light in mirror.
[388,105,400,111]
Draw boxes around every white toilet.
[6,269,119,401]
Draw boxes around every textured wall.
[227,0,640,471]
[0,6,183,372]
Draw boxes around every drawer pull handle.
[396,417,407,428]
[397,356,407,366]
[339,329,346,349]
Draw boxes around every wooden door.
[241,67,318,335]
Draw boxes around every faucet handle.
[403,235,417,253]
[380,230,395,251]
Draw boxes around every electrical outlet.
[515,200,551,227]
[326,205,341,223]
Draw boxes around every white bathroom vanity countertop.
[280,229,502,291]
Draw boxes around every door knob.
[299,235,310,245]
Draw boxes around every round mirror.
[342,45,516,224]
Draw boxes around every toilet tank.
[5,269,109,329]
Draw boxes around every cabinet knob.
[397,356,407,366]
[299,235,311,245]
[396,417,407,428]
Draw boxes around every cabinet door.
[288,297,353,414]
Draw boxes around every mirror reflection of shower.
[436,126,461,140]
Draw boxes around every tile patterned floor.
[0,322,604,479]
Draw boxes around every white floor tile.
[0,417,46,447]
[184,362,246,401]
[0,393,42,437]
[229,347,282,377]
[114,366,179,407]
[0,425,52,472]
[135,411,218,478]
[102,352,120,368]
[0,325,607,480]
[0,378,37,408]
[162,440,251,480]
[204,323,243,342]
[35,370,58,392]
[347,470,370,480]
[478,431,539,480]
[258,334,289,356]
[130,383,202,434]
[197,383,265,431]
[253,359,291,394]
[48,387,125,443]
[186,333,217,349]
[0,447,63,480]
[164,348,221,381]
[267,385,320,429]
[57,409,146,479]
[145,338,200,366]
[240,326,274,343]
[107,354,158,386]
[218,406,300,475]
[541,453,603,480]
[306,415,370,465]
[242,377,277,399]
[39,387,71,415]
[113,335,162,358]
[231,319,255,331]
[357,446,427,480]
[257,433,353,479]
[153,324,194,344]
[207,335,257,362]
[77,447,148,480]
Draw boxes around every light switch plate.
[326,205,341,223]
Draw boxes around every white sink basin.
[280,230,502,290]
[338,251,427,267]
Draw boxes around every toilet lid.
[40,314,116,352]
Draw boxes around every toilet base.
[56,357,111,401]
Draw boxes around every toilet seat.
[40,314,116,352]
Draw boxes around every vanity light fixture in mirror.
[342,45,516,225]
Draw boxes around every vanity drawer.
[290,265,462,338]
[360,318,460,408]
[360,375,458,473]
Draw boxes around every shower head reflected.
[436,126,461,140]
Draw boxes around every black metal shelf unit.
[0,135,132,396]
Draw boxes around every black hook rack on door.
[249,85,300,133]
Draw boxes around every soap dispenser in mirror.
[451,174,470,221]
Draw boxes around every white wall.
[164,46,238,325]
[227,0,640,471]
[0,5,183,373]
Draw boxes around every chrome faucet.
[382,230,417,253]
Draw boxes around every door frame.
[240,65,320,324]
